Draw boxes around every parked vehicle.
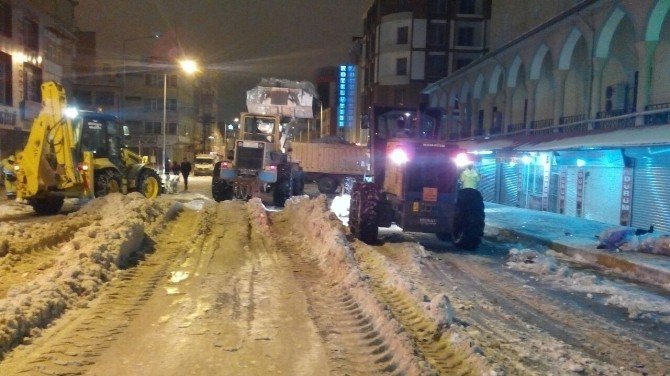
[193,154,217,176]
[348,106,484,250]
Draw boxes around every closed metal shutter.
[629,148,670,233]
[478,158,496,202]
[500,164,519,206]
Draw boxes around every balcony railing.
[645,102,670,125]
[559,114,588,132]
[506,123,525,133]
[529,119,554,135]
[595,110,635,130]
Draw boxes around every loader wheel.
[273,163,292,207]
[29,196,64,215]
[291,166,305,196]
[349,182,379,245]
[212,179,233,202]
[138,169,162,198]
[94,169,122,198]
[317,175,338,194]
[452,188,485,251]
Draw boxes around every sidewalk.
[484,202,670,290]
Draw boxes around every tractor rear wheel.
[29,196,64,215]
[138,169,162,198]
[349,182,379,245]
[273,163,292,207]
[291,165,305,196]
[317,175,338,194]
[452,188,485,251]
[94,169,122,197]
[212,164,234,202]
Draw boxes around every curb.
[486,224,670,290]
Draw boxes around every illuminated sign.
[338,65,357,128]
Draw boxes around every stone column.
[634,40,658,126]
[469,98,480,138]
[504,86,514,134]
[525,79,539,129]
[589,57,606,124]
[553,69,569,128]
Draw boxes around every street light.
[162,58,199,175]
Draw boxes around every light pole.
[122,33,160,120]
[161,59,199,175]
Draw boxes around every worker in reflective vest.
[459,164,480,190]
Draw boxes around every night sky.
[75,0,365,123]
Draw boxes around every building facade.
[0,0,78,159]
[422,0,670,232]
[359,0,491,122]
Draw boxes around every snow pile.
[506,248,670,320]
[277,195,491,374]
[597,226,670,255]
[0,193,180,355]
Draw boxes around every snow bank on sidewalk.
[0,193,180,355]
[506,248,670,320]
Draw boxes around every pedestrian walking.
[180,157,192,191]
[459,164,480,190]
[171,161,180,175]
[1,155,16,200]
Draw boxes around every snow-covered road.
[0,177,668,374]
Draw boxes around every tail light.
[265,165,277,171]
[77,163,90,171]
[221,161,231,168]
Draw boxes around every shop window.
[0,51,11,105]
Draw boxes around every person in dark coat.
[171,161,180,175]
[180,158,192,190]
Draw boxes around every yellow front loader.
[14,81,163,215]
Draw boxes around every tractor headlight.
[389,148,409,165]
[453,152,471,168]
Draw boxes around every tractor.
[349,106,484,250]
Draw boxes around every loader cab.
[76,112,124,164]
[240,114,279,144]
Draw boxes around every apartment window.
[143,98,159,112]
[168,74,177,87]
[20,18,39,51]
[73,90,92,106]
[95,91,115,106]
[397,26,408,45]
[429,0,446,15]
[459,0,476,14]
[0,51,11,106]
[426,54,446,78]
[0,2,11,37]
[396,58,407,76]
[145,74,162,87]
[457,27,475,46]
[167,98,177,111]
[168,122,177,135]
[455,58,473,70]
[427,22,446,46]
[144,121,162,134]
[23,64,42,102]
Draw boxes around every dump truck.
[348,106,484,250]
[290,141,368,194]
[14,81,162,215]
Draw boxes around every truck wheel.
[452,188,485,251]
[29,196,64,215]
[317,175,338,194]
[212,164,233,202]
[273,163,292,207]
[349,182,379,244]
[138,169,162,198]
[94,169,122,197]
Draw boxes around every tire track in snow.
[0,209,204,375]
[279,238,404,375]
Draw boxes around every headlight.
[454,152,471,168]
[389,148,409,165]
